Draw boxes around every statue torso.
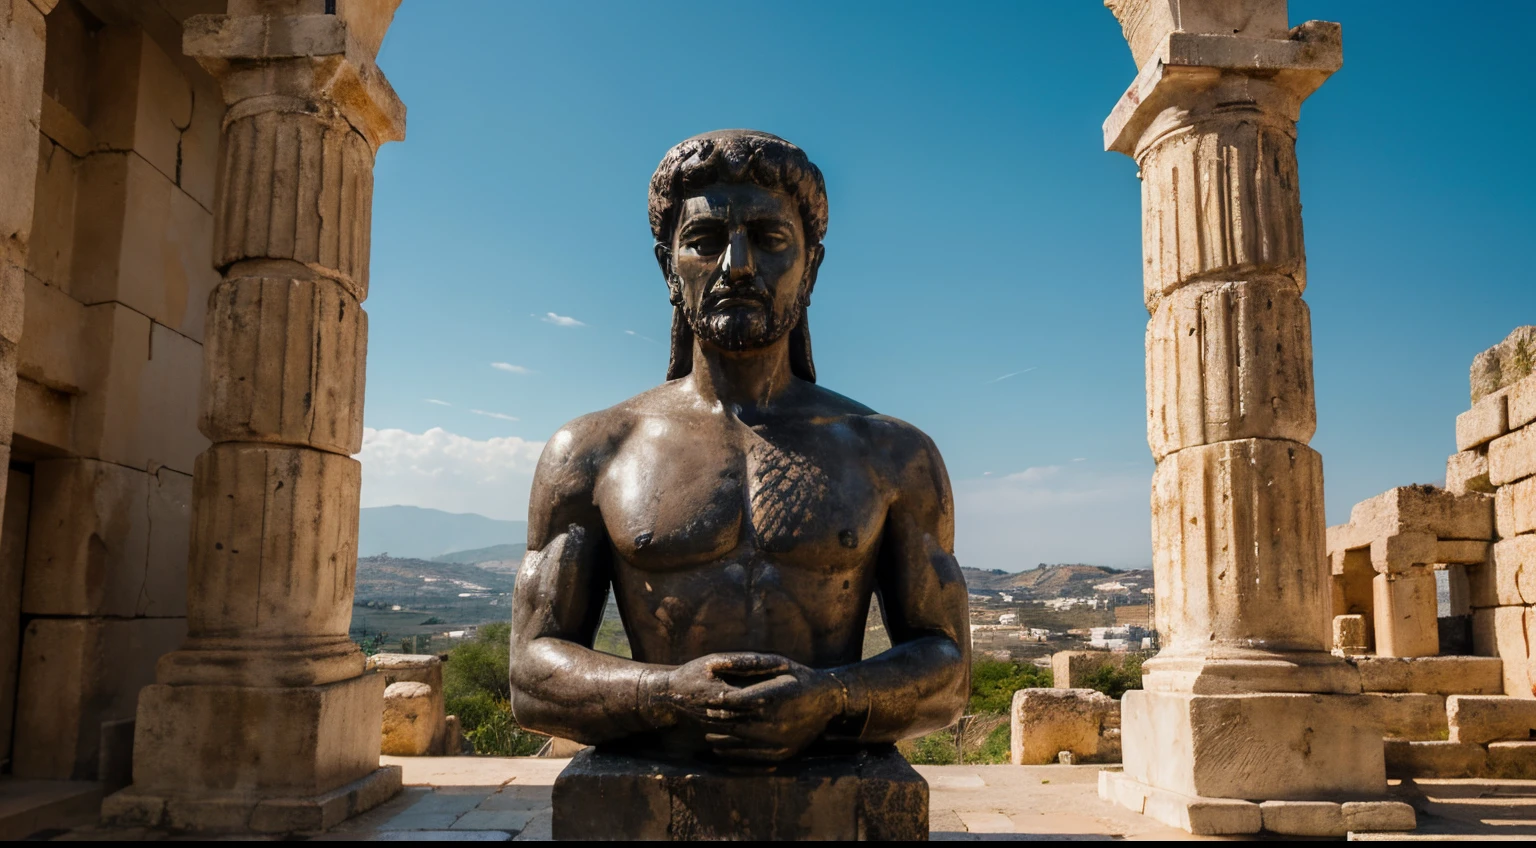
[591,382,899,668]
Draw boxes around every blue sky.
[359,1,1535,571]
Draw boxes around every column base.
[103,673,392,833]
[101,764,401,834]
[1141,647,1362,694]
[1098,771,1415,836]
[155,637,365,687]
[1121,689,1387,801]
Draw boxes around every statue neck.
[689,336,797,414]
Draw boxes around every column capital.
[1103,21,1342,159]
[183,13,405,152]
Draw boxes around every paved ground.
[38,756,1536,840]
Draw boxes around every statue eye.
[755,231,789,251]
[686,235,725,255]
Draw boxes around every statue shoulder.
[863,414,953,509]
[533,407,634,495]
[527,406,637,548]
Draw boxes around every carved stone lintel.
[184,14,405,153]
[1106,0,1292,71]
[1104,22,1342,158]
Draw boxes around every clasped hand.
[646,652,845,762]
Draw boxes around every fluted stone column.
[103,1,406,834]
[1097,2,1397,832]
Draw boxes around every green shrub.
[968,657,1051,714]
[442,621,547,755]
[1077,654,1145,700]
[975,721,1011,764]
[904,730,958,765]
[902,659,1051,765]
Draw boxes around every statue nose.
[721,231,754,281]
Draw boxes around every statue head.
[649,130,828,382]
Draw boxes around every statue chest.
[596,421,889,572]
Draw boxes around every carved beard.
[683,291,800,352]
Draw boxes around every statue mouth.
[711,297,763,310]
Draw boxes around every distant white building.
[1000,593,1015,603]
[1089,625,1148,650]
[998,613,1018,625]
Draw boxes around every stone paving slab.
[42,756,1536,840]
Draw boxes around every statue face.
[671,183,811,353]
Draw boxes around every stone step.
[1488,741,1536,780]
[1354,656,1505,696]
[1385,738,1536,780]
[1364,692,1448,741]
[1384,740,1485,779]
[1448,695,1536,744]
[0,778,105,840]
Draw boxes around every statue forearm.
[830,634,968,743]
[510,638,674,744]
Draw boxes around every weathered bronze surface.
[509,130,971,768]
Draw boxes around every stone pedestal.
[552,746,928,841]
[1100,1,1402,834]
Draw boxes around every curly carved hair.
[648,130,828,247]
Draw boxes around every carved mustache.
[703,282,769,309]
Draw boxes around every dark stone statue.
[509,130,971,839]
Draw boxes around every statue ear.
[655,243,681,305]
[802,244,825,306]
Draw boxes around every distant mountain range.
[433,543,527,566]
[960,564,1152,598]
[358,507,1148,600]
[358,506,526,560]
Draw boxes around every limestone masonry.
[0,0,407,836]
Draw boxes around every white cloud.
[541,312,585,328]
[359,427,545,521]
[491,362,532,374]
[953,462,1152,571]
[424,399,451,406]
[471,409,520,422]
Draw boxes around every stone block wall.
[0,0,221,781]
[1456,327,1536,698]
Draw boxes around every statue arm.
[832,426,971,743]
[508,419,670,744]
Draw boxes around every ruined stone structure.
[1322,327,1536,782]
[1010,688,1120,766]
[1096,1,1412,836]
[0,0,404,836]
[370,653,461,757]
